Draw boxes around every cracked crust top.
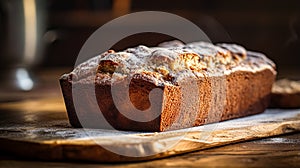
[65,41,276,86]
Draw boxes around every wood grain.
[0,97,300,162]
[1,133,300,167]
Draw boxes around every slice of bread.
[270,79,300,108]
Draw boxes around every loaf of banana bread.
[60,41,276,131]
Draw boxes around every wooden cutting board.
[0,97,300,162]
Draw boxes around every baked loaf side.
[60,41,276,131]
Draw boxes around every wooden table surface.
[0,68,299,168]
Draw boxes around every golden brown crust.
[70,41,275,86]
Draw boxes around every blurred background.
[0,0,299,91]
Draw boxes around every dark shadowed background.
[0,0,299,79]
